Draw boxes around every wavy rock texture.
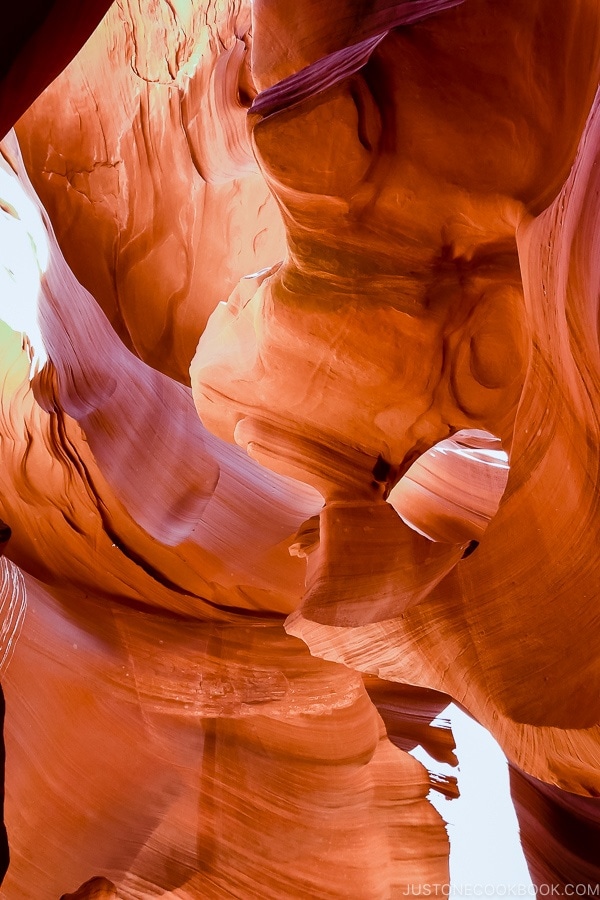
[193,0,600,789]
[0,136,451,895]
[1,2,453,894]
[510,765,600,889]
[16,0,286,385]
[1,0,600,895]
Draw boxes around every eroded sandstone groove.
[0,0,599,895]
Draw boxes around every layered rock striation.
[0,0,599,896]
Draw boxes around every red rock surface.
[15,0,286,385]
[510,765,600,888]
[0,0,599,896]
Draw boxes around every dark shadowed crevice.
[0,685,9,885]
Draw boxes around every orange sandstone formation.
[510,766,600,889]
[0,0,598,896]
[193,0,600,782]
[60,878,119,900]
[15,0,286,385]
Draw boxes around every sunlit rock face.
[1,0,600,896]
[15,0,286,385]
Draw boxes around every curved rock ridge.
[60,877,119,900]
[365,678,459,798]
[193,0,600,786]
[249,0,466,90]
[1,131,321,617]
[510,765,600,888]
[2,0,600,894]
[0,7,457,893]
[0,561,26,678]
[285,79,600,793]
[3,575,450,897]
[387,429,509,545]
[16,0,287,386]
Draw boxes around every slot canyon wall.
[1,0,600,896]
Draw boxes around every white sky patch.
[0,160,49,374]
[410,703,534,894]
